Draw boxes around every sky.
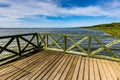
[0,0,120,28]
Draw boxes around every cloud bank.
[0,0,120,27]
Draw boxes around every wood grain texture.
[0,50,120,80]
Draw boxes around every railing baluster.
[87,37,91,56]
[46,34,48,49]
[16,37,21,56]
[36,33,39,47]
[64,35,67,52]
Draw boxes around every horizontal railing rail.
[0,32,120,65]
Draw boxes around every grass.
[86,27,120,37]
[83,22,120,37]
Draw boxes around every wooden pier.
[0,33,120,80]
[0,50,120,80]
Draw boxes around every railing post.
[64,35,67,52]
[45,34,48,50]
[87,37,91,56]
[36,33,39,49]
[16,36,21,56]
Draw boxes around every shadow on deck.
[0,50,120,80]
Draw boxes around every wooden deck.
[0,51,120,80]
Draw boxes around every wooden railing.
[38,33,120,61]
[0,32,120,65]
[0,33,41,65]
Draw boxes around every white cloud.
[107,0,120,8]
[0,0,120,27]
[0,0,114,18]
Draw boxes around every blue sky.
[0,0,120,28]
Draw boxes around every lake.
[0,28,108,36]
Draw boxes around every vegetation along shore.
[84,22,120,36]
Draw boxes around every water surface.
[0,28,108,36]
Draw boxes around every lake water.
[0,28,108,36]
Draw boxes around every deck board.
[89,58,95,80]
[41,54,68,80]
[72,56,82,80]
[78,57,86,80]
[48,55,71,80]
[97,58,107,80]
[53,55,72,80]
[0,50,120,80]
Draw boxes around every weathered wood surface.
[0,50,120,80]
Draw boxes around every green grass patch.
[83,22,120,36]
[87,27,120,36]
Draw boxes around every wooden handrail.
[0,33,41,65]
[38,33,120,61]
[0,32,120,64]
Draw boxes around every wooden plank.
[0,66,27,79]
[48,54,71,80]
[72,56,82,80]
[64,55,79,80]
[30,53,63,80]
[14,57,57,80]
[41,54,68,80]
[57,56,75,80]
[0,66,26,80]
[84,57,89,80]
[111,61,120,79]
[93,58,100,80]
[53,55,73,80]
[1,51,49,77]
[96,58,107,80]
[104,60,118,80]
[0,51,45,71]
[1,50,120,80]
[10,52,59,80]
[36,54,65,80]
[101,59,113,80]
[19,52,61,80]
[78,57,86,80]
[1,51,52,79]
[0,66,16,76]
[89,58,95,80]
[12,51,49,67]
